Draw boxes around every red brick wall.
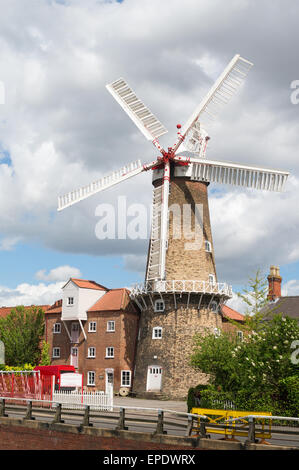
[44,309,139,394]
[0,423,192,450]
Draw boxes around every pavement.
[113,396,188,414]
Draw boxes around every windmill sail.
[174,55,253,152]
[174,156,289,192]
[146,185,164,281]
[57,160,144,211]
[106,78,168,141]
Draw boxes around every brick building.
[44,278,139,395]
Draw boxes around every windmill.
[58,54,289,397]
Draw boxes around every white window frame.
[87,347,96,358]
[87,371,95,386]
[205,240,212,252]
[152,327,163,339]
[88,321,97,333]
[121,370,131,387]
[154,299,165,312]
[209,274,216,285]
[53,322,61,334]
[107,321,115,332]
[67,296,74,306]
[214,328,221,338]
[210,301,218,312]
[106,347,114,358]
[52,347,60,358]
[237,330,244,342]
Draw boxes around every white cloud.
[282,279,299,297]
[0,281,63,307]
[0,0,298,289]
[35,265,82,282]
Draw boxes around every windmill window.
[210,301,218,312]
[205,240,212,252]
[152,327,163,339]
[154,300,165,312]
[67,297,74,306]
[209,274,216,285]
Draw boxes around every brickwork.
[45,309,139,394]
[0,422,193,450]
[133,294,223,398]
[134,176,222,398]
[166,177,217,281]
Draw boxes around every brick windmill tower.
[58,55,289,398]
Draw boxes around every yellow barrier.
[191,408,272,441]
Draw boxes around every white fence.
[53,390,113,411]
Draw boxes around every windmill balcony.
[130,279,232,299]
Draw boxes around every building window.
[67,297,74,306]
[209,274,216,285]
[88,347,96,358]
[152,327,163,339]
[106,347,114,358]
[154,299,165,312]
[210,301,218,312]
[88,321,97,332]
[52,347,60,358]
[205,240,212,252]
[121,371,131,387]
[107,321,115,332]
[237,330,244,342]
[87,371,95,386]
[214,328,221,338]
[53,323,61,334]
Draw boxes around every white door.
[71,322,79,343]
[146,366,162,391]
[70,347,78,369]
[105,369,114,395]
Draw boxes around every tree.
[190,314,299,412]
[39,340,51,366]
[0,306,45,366]
[236,268,269,330]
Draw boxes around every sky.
[0,0,299,312]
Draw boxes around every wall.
[133,295,222,398]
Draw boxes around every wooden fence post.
[52,403,64,424]
[81,405,93,427]
[199,418,207,438]
[244,417,256,448]
[24,400,35,421]
[0,398,7,417]
[186,415,194,436]
[154,409,167,435]
[116,407,128,430]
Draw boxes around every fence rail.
[0,397,298,448]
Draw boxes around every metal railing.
[0,397,298,448]
[130,279,232,297]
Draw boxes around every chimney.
[267,265,282,301]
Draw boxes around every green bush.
[279,376,299,417]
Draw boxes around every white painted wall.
[61,280,106,321]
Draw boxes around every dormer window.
[67,297,74,306]
[154,299,165,312]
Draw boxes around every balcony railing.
[130,279,232,298]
